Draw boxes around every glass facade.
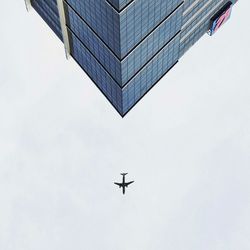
[31,0,63,40]
[29,0,238,116]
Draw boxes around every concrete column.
[24,0,32,11]
[56,0,71,59]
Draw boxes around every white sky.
[0,1,250,250]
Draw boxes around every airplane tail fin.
[120,173,128,176]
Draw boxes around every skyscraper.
[25,0,238,116]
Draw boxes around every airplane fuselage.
[114,173,134,195]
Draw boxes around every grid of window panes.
[120,5,183,84]
[69,28,180,115]
[122,34,180,114]
[119,0,183,57]
[66,0,121,57]
[31,0,62,40]
[65,4,122,84]
[69,31,123,114]
[65,2,183,86]
[66,0,183,59]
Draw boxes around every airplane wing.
[114,182,122,187]
[125,181,134,186]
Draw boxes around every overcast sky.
[0,1,250,250]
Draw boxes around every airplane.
[114,173,134,195]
